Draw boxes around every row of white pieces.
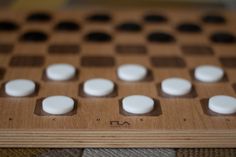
[4,78,115,97]
[4,73,226,98]
[36,95,236,115]
[45,63,224,83]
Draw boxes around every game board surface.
[0,9,236,148]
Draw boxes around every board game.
[0,9,236,148]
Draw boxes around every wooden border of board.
[0,130,236,147]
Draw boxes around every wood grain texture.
[0,9,236,147]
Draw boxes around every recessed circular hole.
[147,32,175,43]
[27,12,52,22]
[144,14,167,23]
[0,21,19,31]
[210,32,236,43]
[202,14,226,24]
[84,31,112,42]
[87,13,111,22]
[116,22,142,32]
[177,23,202,33]
[19,31,48,42]
[54,21,80,31]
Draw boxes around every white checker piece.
[46,63,76,81]
[122,95,155,114]
[42,95,75,115]
[195,65,224,82]
[83,78,115,97]
[209,95,236,114]
[5,79,36,97]
[161,77,192,96]
[117,64,147,81]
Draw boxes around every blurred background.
[0,0,236,10]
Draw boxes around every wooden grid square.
[9,55,44,67]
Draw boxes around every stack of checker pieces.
[0,9,236,148]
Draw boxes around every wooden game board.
[0,9,236,148]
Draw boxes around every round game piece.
[42,95,74,115]
[122,95,154,114]
[5,79,36,97]
[117,64,147,81]
[194,65,224,82]
[46,63,76,81]
[161,77,192,96]
[208,95,236,114]
[83,78,114,96]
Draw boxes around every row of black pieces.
[0,29,235,43]
[0,55,235,68]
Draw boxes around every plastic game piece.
[117,64,147,81]
[208,95,236,114]
[161,77,192,96]
[42,95,74,115]
[147,32,175,42]
[5,79,36,97]
[116,22,142,32]
[46,63,76,81]
[83,78,114,96]
[122,95,154,114]
[194,65,224,82]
